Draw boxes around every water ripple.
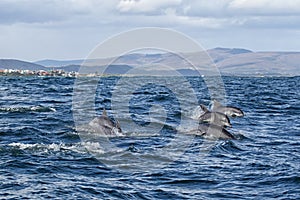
[0,76,299,199]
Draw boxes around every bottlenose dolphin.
[197,123,235,139]
[212,100,244,118]
[199,104,232,128]
[88,109,123,136]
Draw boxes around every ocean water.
[0,76,299,199]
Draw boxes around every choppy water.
[0,76,299,199]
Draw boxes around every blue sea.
[0,76,299,199]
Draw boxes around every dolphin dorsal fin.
[102,108,107,116]
[200,104,209,112]
[213,99,222,108]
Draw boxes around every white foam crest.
[0,106,56,112]
[8,142,38,150]
[7,142,103,154]
[81,142,105,154]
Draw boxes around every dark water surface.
[0,76,299,199]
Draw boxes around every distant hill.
[207,48,300,76]
[35,59,84,67]
[56,64,133,74]
[2,48,300,76]
[0,59,46,71]
[55,65,81,72]
[212,47,252,54]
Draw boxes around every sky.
[0,0,300,61]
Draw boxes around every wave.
[0,105,56,113]
[5,142,104,155]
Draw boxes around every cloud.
[1,0,300,29]
[0,0,118,25]
[0,0,300,60]
[117,0,181,13]
[114,0,300,30]
[176,0,232,17]
[229,0,300,16]
[165,0,300,18]
[0,0,65,24]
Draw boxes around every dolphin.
[197,123,235,139]
[88,108,123,136]
[212,100,244,118]
[199,104,232,128]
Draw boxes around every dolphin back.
[198,124,235,139]
[212,100,244,118]
[199,111,232,128]
[88,112,123,136]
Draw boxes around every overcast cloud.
[0,0,300,61]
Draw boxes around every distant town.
[0,68,78,77]
[0,68,132,77]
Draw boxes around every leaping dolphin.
[88,109,123,136]
[197,123,235,139]
[199,104,232,128]
[212,100,244,118]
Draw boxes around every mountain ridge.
[1,48,299,76]
[0,59,47,71]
